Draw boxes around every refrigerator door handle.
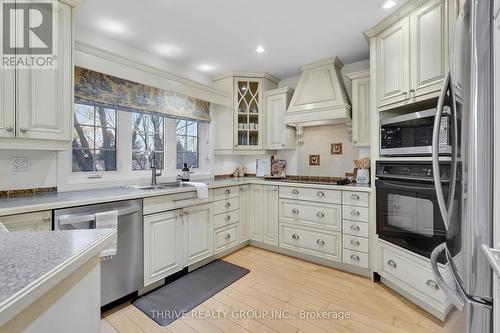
[481,244,500,278]
[432,70,452,230]
[430,243,466,311]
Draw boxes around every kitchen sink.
[128,182,192,190]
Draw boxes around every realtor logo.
[2,1,57,68]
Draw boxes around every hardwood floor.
[102,246,453,333]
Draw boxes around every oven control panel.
[376,161,455,182]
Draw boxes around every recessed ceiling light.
[382,0,397,9]
[198,64,215,72]
[256,45,265,54]
[154,43,182,57]
[99,19,126,34]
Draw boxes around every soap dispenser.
[181,163,190,181]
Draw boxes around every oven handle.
[432,69,452,230]
[376,180,436,192]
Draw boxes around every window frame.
[131,112,166,171]
[175,119,200,170]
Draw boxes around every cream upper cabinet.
[369,0,456,111]
[0,0,74,149]
[184,203,214,266]
[347,70,371,147]
[409,0,449,99]
[265,87,296,150]
[376,18,410,109]
[212,73,278,154]
[144,210,184,286]
[262,185,279,246]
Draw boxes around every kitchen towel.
[184,182,208,200]
[95,210,118,257]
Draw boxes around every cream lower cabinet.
[239,185,250,241]
[262,185,279,246]
[249,184,264,241]
[0,1,74,149]
[0,211,52,231]
[144,203,214,286]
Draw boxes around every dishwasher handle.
[57,205,141,226]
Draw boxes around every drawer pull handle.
[292,189,299,195]
[225,234,231,240]
[350,254,360,262]
[350,225,360,232]
[351,194,360,200]
[426,279,440,290]
[316,239,325,246]
[225,202,231,208]
[19,127,27,133]
[387,260,397,269]
[351,209,360,216]
[350,239,360,247]
[225,215,231,222]
[317,191,325,197]
[291,233,299,240]
[225,189,231,195]
[292,208,300,215]
[42,217,51,222]
[316,212,325,218]
[5,126,13,132]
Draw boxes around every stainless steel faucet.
[150,166,162,186]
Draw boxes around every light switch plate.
[11,156,32,172]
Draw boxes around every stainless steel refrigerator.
[430,0,494,332]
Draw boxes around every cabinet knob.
[350,224,360,232]
[426,279,439,290]
[409,88,416,96]
[225,189,231,195]
[225,234,231,240]
[402,91,408,96]
[351,209,360,216]
[5,126,13,132]
[317,191,325,197]
[316,212,325,218]
[184,210,189,215]
[19,127,27,133]
[292,189,299,195]
[350,194,360,200]
[292,208,299,215]
[350,239,360,247]
[225,215,231,222]
[316,239,325,246]
[225,202,231,208]
[179,212,184,217]
[291,233,299,240]
[350,254,360,262]
[387,259,397,269]
[42,217,51,222]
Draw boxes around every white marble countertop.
[0,178,371,216]
[0,229,116,327]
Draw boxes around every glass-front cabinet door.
[234,77,263,149]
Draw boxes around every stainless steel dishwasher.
[54,199,143,306]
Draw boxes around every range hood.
[284,57,351,128]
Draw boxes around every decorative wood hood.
[284,57,352,128]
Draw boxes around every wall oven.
[375,161,460,262]
[380,108,452,156]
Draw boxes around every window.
[132,113,165,170]
[176,119,199,169]
[72,103,117,172]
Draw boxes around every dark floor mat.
[133,259,250,326]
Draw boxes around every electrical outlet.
[11,157,31,172]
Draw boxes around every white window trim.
[57,112,212,192]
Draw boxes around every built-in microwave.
[380,108,452,156]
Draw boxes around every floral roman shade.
[74,66,210,122]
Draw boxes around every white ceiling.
[75,0,406,80]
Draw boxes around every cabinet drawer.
[214,210,240,229]
[279,223,341,261]
[214,197,240,215]
[343,234,369,253]
[342,220,369,238]
[342,205,369,222]
[214,186,240,201]
[280,200,341,231]
[342,191,369,207]
[379,243,447,303]
[343,249,369,268]
[279,186,341,204]
[0,211,52,232]
[144,190,213,215]
[214,224,239,254]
